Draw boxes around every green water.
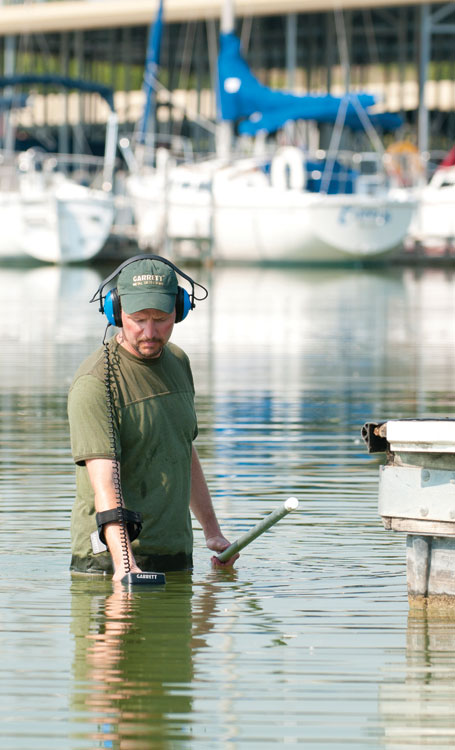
[0,262,454,749]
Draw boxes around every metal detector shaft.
[215,497,299,563]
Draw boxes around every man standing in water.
[68,256,237,581]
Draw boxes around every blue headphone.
[90,253,208,327]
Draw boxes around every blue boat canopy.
[0,74,115,112]
[0,93,29,111]
[218,32,402,135]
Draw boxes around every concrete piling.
[362,419,455,611]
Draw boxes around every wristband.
[96,508,143,545]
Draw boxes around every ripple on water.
[0,265,454,748]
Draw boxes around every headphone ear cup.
[175,286,192,323]
[104,288,123,327]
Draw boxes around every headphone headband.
[90,253,208,316]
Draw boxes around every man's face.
[119,306,176,359]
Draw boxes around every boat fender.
[384,141,424,187]
[270,147,305,190]
[156,146,176,174]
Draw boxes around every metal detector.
[122,571,166,586]
[103,340,166,588]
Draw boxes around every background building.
[0,1,454,159]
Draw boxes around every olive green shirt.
[68,336,197,573]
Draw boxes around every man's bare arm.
[189,447,239,567]
[86,458,141,582]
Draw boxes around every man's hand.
[206,535,239,568]
[190,449,239,567]
[112,563,142,583]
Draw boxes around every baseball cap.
[117,259,178,314]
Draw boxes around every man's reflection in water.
[70,571,227,749]
[379,609,455,748]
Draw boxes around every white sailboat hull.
[0,96,117,264]
[128,171,416,262]
[0,179,114,264]
[0,191,29,260]
[22,188,114,264]
[212,188,415,262]
[408,168,455,244]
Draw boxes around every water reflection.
[0,261,454,748]
[70,574,199,748]
[71,569,288,749]
[1,263,101,391]
[380,612,455,747]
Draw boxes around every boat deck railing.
[0,147,120,191]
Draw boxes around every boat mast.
[216,0,234,159]
[135,0,163,165]
[418,3,430,155]
[3,32,15,155]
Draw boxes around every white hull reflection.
[1,264,452,395]
[0,264,102,390]
[171,265,455,393]
[127,155,416,263]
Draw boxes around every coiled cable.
[103,338,131,575]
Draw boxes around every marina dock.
[1,2,455,264]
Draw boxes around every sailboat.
[126,5,417,263]
[0,74,118,264]
[408,154,455,249]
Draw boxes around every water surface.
[0,262,454,749]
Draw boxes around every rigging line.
[71,119,95,157]
[362,9,379,69]
[178,22,197,95]
[1,30,49,154]
[350,94,385,155]
[35,33,54,63]
[331,7,384,158]
[144,71,217,135]
[172,21,197,138]
[333,6,350,93]
[320,94,349,194]
[240,16,253,55]
[322,9,352,194]
[206,18,219,107]
[14,20,50,66]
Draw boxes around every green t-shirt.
[68,336,198,573]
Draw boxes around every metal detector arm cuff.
[96,508,143,545]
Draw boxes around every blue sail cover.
[238,106,403,136]
[218,32,402,135]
